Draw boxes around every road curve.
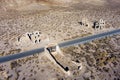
[0,29,120,63]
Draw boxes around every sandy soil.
[0,0,120,80]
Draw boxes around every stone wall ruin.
[15,31,49,51]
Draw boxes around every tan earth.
[0,0,120,80]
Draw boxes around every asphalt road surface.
[0,29,120,63]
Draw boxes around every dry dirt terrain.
[0,0,120,80]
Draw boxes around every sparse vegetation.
[0,0,120,79]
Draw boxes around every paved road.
[59,29,120,48]
[0,47,44,63]
[0,29,120,63]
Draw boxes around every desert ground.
[0,0,120,80]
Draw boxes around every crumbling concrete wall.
[15,31,49,51]
[44,43,83,76]
[93,19,105,30]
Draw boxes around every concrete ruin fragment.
[15,31,49,50]
[78,18,94,34]
[93,19,105,30]
[44,43,82,76]
[79,18,90,28]
[79,18,106,33]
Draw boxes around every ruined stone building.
[15,31,49,50]
[93,19,105,30]
[44,43,82,75]
[80,18,90,28]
